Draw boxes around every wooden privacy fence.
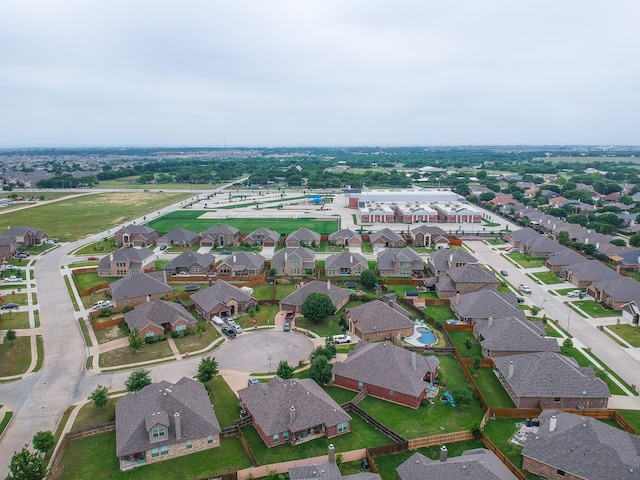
[458,357,494,368]
[91,316,124,331]
[408,430,474,449]
[443,323,473,332]
[481,433,527,480]
[366,442,409,457]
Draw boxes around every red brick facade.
[333,375,425,409]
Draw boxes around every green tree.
[449,386,473,405]
[196,356,219,383]
[309,355,332,385]
[301,293,335,324]
[6,329,17,346]
[128,328,143,353]
[88,385,109,408]
[6,445,49,480]
[359,269,377,289]
[630,233,640,248]
[31,431,55,454]
[310,338,337,362]
[463,338,473,357]
[125,368,152,393]
[276,360,294,379]
[562,337,574,349]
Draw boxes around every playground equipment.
[441,390,456,407]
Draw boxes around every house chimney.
[110,253,114,261]
[233,255,236,262]
[596,243,599,250]
[327,279,331,290]
[146,295,151,303]
[174,412,182,440]
[411,351,417,369]
[488,316,493,327]
[440,445,448,462]
[617,264,621,274]
[549,415,557,432]
[455,292,460,305]
[328,444,335,464]
[284,251,288,261]
[290,405,296,423]
[449,253,453,264]
[508,361,514,379]
[350,255,353,263]
[584,238,588,244]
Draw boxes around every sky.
[1,1,639,148]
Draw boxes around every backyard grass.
[72,398,117,431]
[55,432,252,480]
[617,410,640,432]
[531,271,563,285]
[322,385,357,406]
[607,324,640,347]
[99,341,174,368]
[251,283,297,301]
[235,305,280,328]
[294,300,366,337]
[469,367,515,408]
[208,375,241,428]
[572,300,621,318]
[506,253,546,269]
[424,305,455,326]
[0,336,31,377]
[0,192,191,242]
[384,284,439,299]
[172,318,222,354]
[483,417,526,469]
[0,311,31,329]
[148,210,340,235]
[73,271,117,292]
[447,330,482,358]
[242,414,391,465]
[357,356,484,439]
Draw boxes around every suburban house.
[397,448,519,480]
[473,316,559,357]
[493,353,610,409]
[199,225,240,248]
[507,227,540,249]
[0,235,17,260]
[115,377,221,471]
[369,228,405,248]
[162,251,215,276]
[114,224,159,247]
[561,260,618,288]
[97,247,155,277]
[216,251,266,277]
[285,228,321,248]
[1,225,48,249]
[618,249,640,271]
[376,247,424,277]
[290,455,380,480]
[156,228,200,249]
[427,249,477,276]
[346,300,414,342]
[622,301,640,325]
[279,280,350,314]
[410,225,449,248]
[190,280,258,321]
[110,271,173,308]
[332,342,439,408]
[325,252,368,277]
[522,410,640,480]
[124,300,197,340]
[424,264,499,298]
[545,248,585,272]
[523,235,564,257]
[450,290,525,323]
[243,227,281,247]
[327,229,362,247]
[271,247,316,276]
[586,276,640,309]
[238,377,352,447]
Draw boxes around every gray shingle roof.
[290,462,381,480]
[110,272,172,301]
[522,410,640,480]
[428,249,477,273]
[475,317,559,355]
[527,236,564,255]
[451,290,524,321]
[116,377,221,457]
[348,300,413,334]
[545,248,585,267]
[410,225,447,237]
[446,264,499,284]
[287,228,321,243]
[98,247,154,270]
[245,227,281,244]
[272,247,316,270]
[163,251,215,271]
[201,224,239,235]
[377,247,423,271]
[333,343,438,398]
[591,276,640,303]
[397,449,519,480]
[370,228,404,245]
[562,260,618,283]
[121,224,157,235]
[509,227,540,244]
[280,280,350,308]
[190,280,255,312]
[158,227,199,244]
[238,377,351,437]
[328,229,362,243]
[218,251,265,270]
[493,353,610,400]
[124,300,196,332]
[325,252,368,271]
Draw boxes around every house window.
[146,332,156,338]
[186,440,192,449]
[152,427,165,438]
[554,397,561,402]
[557,470,565,477]
[390,390,394,396]
[337,422,348,433]
[192,266,202,273]
[207,435,213,444]
[273,433,279,443]
[160,446,168,456]
[283,431,289,441]
[176,325,186,331]
[151,448,159,458]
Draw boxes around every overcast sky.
[1,1,639,147]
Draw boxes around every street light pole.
[567,309,571,333]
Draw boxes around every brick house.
[190,280,257,321]
[561,260,618,288]
[97,247,155,277]
[545,248,585,272]
[199,225,240,248]
[327,229,362,247]
[162,251,215,276]
[244,227,281,247]
[285,228,321,248]
[376,247,424,277]
[325,251,368,277]
[114,224,159,247]
[332,343,439,409]
[347,299,414,342]
[115,377,221,471]
[238,377,351,447]
[110,272,172,308]
[427,249,477,276]
[424,264,499,299]
[473,316,559,357]
[410,225,448,248]
[216,251,265,277]
[369,228,405,248]
[2,225,48,248]
[450,290,524,324]
[586,276,640,309]
[124,300,197,340]
[271,247,315,276]
[279,280,350,314]
[156,228,200,249]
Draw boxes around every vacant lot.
[148,210,340,234]
[0,192,190,241]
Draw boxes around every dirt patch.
[96,192,156,205]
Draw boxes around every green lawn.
[0,192,191,242]
[560,348,625,395]
[322,385,357,406]
[447,330,482,358]
[242,414,391,465]
[0,336,31,376]
[75,236,118,255]
[607,324,640,347]
[0,411,13,438]
[208,375,241,428]
[294,300,366,337]
[544,323,562,338]
[423,305,455,326]
[617,410,640,433]
[572,300,621,318]
[99,341,175,368]
[251,283,297,301]
[385,284,439,299]
[172,318,222,354]
[469,367,515,408]
[235,305,279,328]
[55,432,251,480]
[0,311,31,330]
[531,271,563,285]
[148,210,340,235]
[74,271,117,291]
[357,356,484,439]
[507,253,546,268]
[96,177,221,191]
[483,418,525,469]
[72,398,117,431]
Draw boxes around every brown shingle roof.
[280,280,350,308]
[348,300,413,334]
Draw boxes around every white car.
[232,324,243,334]
[4,276,20,282]
[567,290,582,298]
[519,285,532,294]
[91,300,113,310]
[332,334,352,344]
[211,315,225,325]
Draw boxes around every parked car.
[332,334,352,344]
[211,316,225,326]
[232,324,243,334]
[221,326,237,338]
[283,321,291,332]
[226,318,238,328]
[567,290,582,298]
[91,300,113,310]
[87,256,99,261]
[500,270,508,276]
[247,377,260,386]
[16,253,29,258]
[4,276,20,282]
[285,310,295,320]
[159,245,167,251]
[220,249,232,255]
[1,302,19,310]
[519,284,532,294]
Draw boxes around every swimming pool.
[416,327,436,345]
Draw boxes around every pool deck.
[404,322,437,347]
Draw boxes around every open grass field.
[0,192,191,242]
[607,324,640,347]
[572,300,621,318]
[537,155,640,165]
[147,210,340,234]
[55,432,252,480]
[0,336,31,376]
